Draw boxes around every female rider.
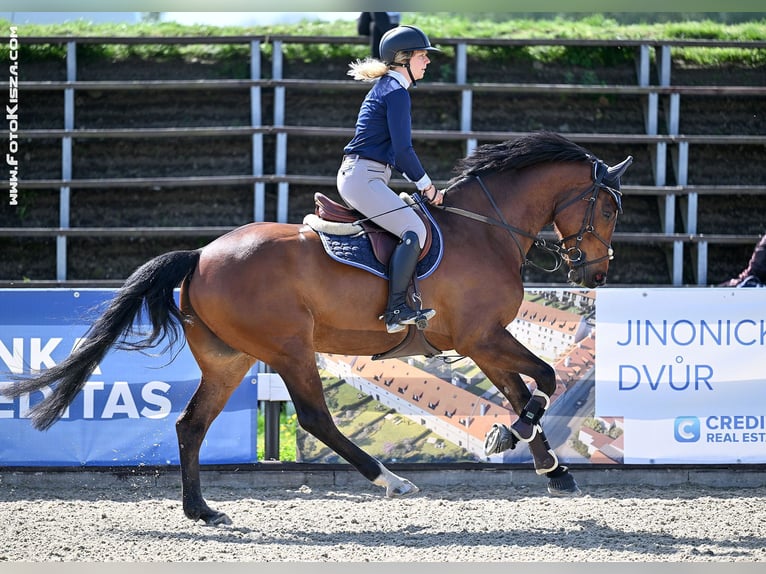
[337,25,443,334]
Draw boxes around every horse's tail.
[2,249,201,431]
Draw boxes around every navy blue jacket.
[343,72,431,189]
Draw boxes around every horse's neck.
[445,173,553,238]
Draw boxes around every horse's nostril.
[594,273,606,285]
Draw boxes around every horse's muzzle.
[567,267,607,288]
[592,271,607,286]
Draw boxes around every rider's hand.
[423,184,444,206]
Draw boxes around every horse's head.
[554,155,632,288]
[443,133,633,288]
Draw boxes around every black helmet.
[379,25,440,65]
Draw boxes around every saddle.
[309,192,443,361]
[313,192,433,267]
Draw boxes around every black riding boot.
[383,231,435,333]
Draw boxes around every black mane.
[447,131,593,187]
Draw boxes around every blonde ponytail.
[347,49,414,82]
[347,58,389,82]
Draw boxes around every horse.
[3,131,633,526]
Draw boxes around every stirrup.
[385,321,407,334]
[382,307,435,333]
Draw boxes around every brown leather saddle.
[312,192,442,360]
[313,192,433,267]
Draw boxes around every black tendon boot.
[510,388,550,442]
[382,231,435,333]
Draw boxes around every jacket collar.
[386,69,410,89]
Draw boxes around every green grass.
[256,405,297,461]
[3,14,764,67]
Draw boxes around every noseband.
[437,158,623,274]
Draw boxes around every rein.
[436,181,554,270]
[435,159,622,274]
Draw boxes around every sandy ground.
[1,477,765,563]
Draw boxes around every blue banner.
[0,289,258,466]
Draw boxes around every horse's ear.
[607,156,633,181]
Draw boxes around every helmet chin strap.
[403,62,417,87]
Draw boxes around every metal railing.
[3,34,765,286]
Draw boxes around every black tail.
[2,249,201,431]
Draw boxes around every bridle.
[435,158,624,275]
[553,158,624,271]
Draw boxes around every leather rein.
[434,159,623,274]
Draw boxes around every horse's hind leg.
[274,354,419,498]
[177,301,255,526]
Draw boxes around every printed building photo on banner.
[297,288,624,465]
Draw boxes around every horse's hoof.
[484,423,518,455]
[387,480,420,498]
[202,512,233,526]
[547,473,582,498]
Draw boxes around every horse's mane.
[447,131,592,187]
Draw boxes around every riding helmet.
[379,25,441,65]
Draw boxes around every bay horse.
[3,131,632,526]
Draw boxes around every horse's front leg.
[482,369,581,496]
[468,334,581,496]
